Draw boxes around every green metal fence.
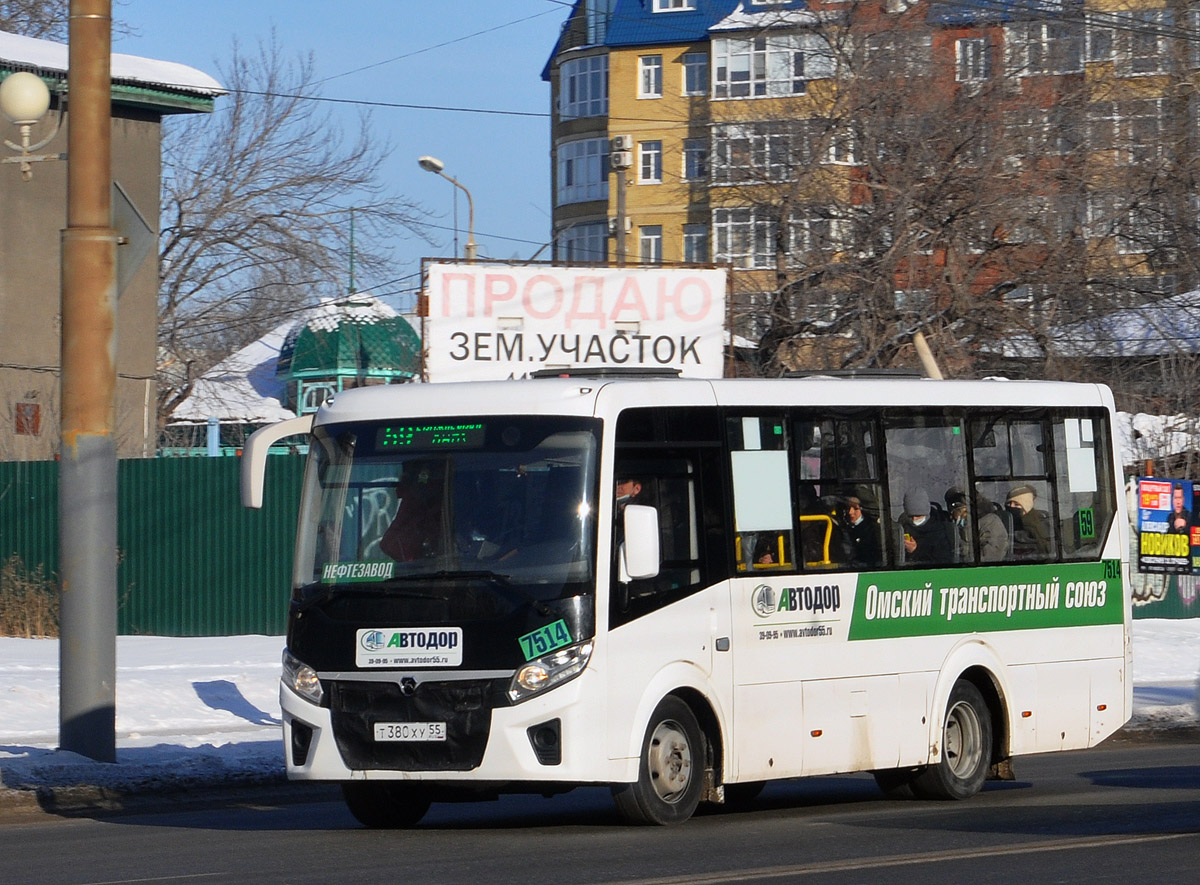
[0,456,303,636]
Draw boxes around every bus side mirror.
[619,504,660,581]
[240,414,313,508]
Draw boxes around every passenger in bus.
[969,490,1010,562]
[945,489,973,562]
[381,461,447,561]
[841,495,883,567]
[899,488,955,564]
[613,472,644,547]
[753,535,777,566]
[1006,484,1051,557]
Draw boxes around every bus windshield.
[295,415,601,605]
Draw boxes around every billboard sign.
[423,264,727,382]
[1136,477,1197,574]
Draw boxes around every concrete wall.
[0,102,161,459]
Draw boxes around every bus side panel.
[603,584,733,770]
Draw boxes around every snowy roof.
[710,2,819,31]
[170,319,296,424]
[0,30,224,98]
[1116,412,1200,466]
[991,289,1200,359]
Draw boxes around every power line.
[314,9,562,86]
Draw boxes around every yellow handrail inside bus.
[799,514,834,568]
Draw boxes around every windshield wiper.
[296,582,445,613]
[427,569,554,617]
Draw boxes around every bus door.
[601,403,732,765]
[726,414,809,781]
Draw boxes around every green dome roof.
[276,300,421,380]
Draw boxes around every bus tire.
[341,781,431,828]
[612,696,705,825]
[912,679,992,800]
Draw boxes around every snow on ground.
[0,623,1197,800]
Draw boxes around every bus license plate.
[374,722,447,742]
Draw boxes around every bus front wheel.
[613,696,705,825]
[342,781,431,828]
[911,679,992,800]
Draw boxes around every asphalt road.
[1,738,1197,885]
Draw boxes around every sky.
[112,0,570,312]
[0,622,1197,799]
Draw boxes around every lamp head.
[0,72,51,126]
[417,155,445,174]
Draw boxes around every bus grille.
[328,678,503,771]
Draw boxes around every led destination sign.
[377,422,485,449]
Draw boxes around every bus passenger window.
[729,416,796,573]
[1054,416,1115,559]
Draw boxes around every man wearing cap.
[1006,484,1051,556]
[899,487,954,564]
[842,495,883,566]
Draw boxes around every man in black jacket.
[899,487,954,565]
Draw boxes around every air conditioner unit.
[611,134,633,151]
[611,150,633,168]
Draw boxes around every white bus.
[242,371,1130,827]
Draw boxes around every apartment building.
[544,0,1199,375]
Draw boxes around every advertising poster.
[1136,477,1193,574]
[423,264,727,382]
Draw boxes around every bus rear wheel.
[342,781,431,828]
[613,696,705,825]
[911,679,992,800]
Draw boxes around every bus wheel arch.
[612,691,715,825]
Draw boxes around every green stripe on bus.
[847,559,1123,640]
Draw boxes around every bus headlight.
[508,641,593,704]
[282,648,324,705]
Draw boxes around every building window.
[713,32,832,99]
[639,225,663,264]
[557,221,609,264]
[712,121,813,185]
[956,37,990,82]
[683,138,708,181]
[557,138,609,205]
[559,55,608,119]
[1118,10,1172,76]
[713,207,773,269]
[638,140,663,183]
[653,0,694,10]
[682,52,708,95]
[826,128,860,165]
[1007,21,1083,76]
[1087,195,1171,255]
[639,55,663,98]
[1089,99,1166,166]
[863,31,931,78]
[683,224,709,263]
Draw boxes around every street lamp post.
[0,71,65,180]
[418,155,476,262]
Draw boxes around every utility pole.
[610,136,631,267]
[59,0,118,763]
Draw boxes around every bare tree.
[0,1,133,41]
[156,35,431,426]
[0,0,68,39]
